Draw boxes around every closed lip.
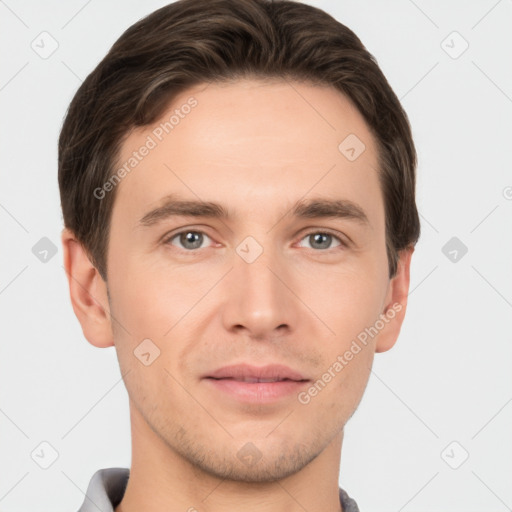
[203,363,309,383]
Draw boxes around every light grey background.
[1,1,511,511]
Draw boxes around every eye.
[297,230,346,251]
[162,228,347,253]
[163,230,213,251]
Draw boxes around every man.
[59,0,420,510]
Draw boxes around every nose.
[221,241,299,340]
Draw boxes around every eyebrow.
[138,193,370,228]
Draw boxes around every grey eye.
[299,232,342,250]
[167,231,211,250]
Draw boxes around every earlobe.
[375,247,414,353]
[61,228,114,348]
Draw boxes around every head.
[60,0,420,483]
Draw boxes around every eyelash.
[162,228,348,253]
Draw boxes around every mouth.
[204,363,308,382]
[203,364,310,403]
[207,376,307,383]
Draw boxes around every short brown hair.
[58,0,420,281]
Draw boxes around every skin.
[62,78,413,512]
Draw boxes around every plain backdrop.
[0,1,511,511]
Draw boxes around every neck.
[115,402,345,512]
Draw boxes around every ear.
[61,228,114,348]
[375,247,414,353]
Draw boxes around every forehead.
[110,79,383,229]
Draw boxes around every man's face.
[105,79,399,481]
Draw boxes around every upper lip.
[204,364,309,382]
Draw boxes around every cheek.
[304,262,387,341]
[108,252,198,339]
[108,253,219,388]
[297,344,374,430]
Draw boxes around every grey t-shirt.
[77,468,360,512]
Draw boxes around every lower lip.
[204,378,309,403]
